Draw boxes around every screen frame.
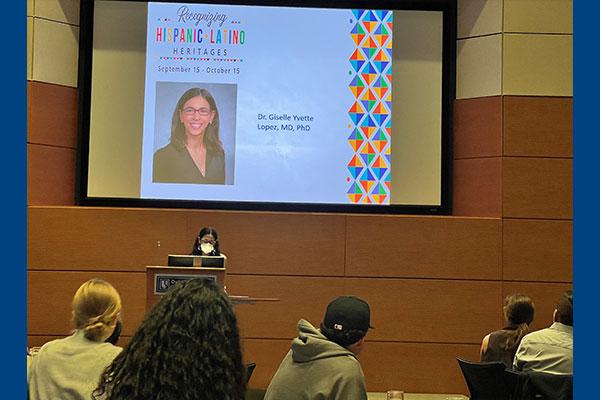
[76,0,456,215]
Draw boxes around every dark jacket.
[511,370,572,400]
[264,319,367,400]
[153,142,225,184]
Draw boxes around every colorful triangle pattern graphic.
[372,129,388,152]
[364,10,379,22]
[360,89,378,112]
[375,10,392,22]
[350,23,366,46]
[349,74,366,98]
[348,102,365,125]
[348,9,393,204]
[348,129,365,152]
[360,125,377,140]
[359,168,376,193]
[352,9,366,20]
[349,48,366,72]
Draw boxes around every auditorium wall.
[27,0,572,394]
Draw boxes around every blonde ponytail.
[72,279,122,342]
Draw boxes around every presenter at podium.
[191,226,221,256]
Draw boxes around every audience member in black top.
[480,293,535,368]
[93,278,245,400]
[191,226,220,256]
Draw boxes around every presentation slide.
[86,1,443,208]
[140,2,393,204]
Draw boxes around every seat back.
[503,368,521,396]
[509,370,572,400]
[457,358,510,400]
[245,362,257,384]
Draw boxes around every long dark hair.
[191,226,220,256]
[502,293,535,350]
[93,279,245,400]
[171,88,224,154]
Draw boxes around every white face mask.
[200,242,214,255]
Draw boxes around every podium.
[145,265,279,311]
[145,266,226,310]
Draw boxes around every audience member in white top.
[28,278,123,400]
[513,290,573,375]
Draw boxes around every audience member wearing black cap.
[264,296,372,400]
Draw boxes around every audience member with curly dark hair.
[93,278,246,400]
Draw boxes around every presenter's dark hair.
[171,87,224,154]
[93,278,245,400]
[192,226,220,256]
[501,294,535,350]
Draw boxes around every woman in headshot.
[93,278,246,400]
[191,226,221,256]
[480,293,535,368]
[153,87,225,184]
[28,278,123,400]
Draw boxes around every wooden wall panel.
[344,278,502,343]
[27,17,33,79]
[457,0,502,39]
[27,144,75,206]
[453,158,502,217]
[359,342,477,394]
[28,335,64,348]
[502,158,572,219]
[503,219,572,282]
[27,271,147,336]
[186,211,346,276]
[227,275,346,339]
[502,282,573,333]
[27,81,78,148]
[31,18,79,88]
[28,207,189,271]
[28,335,132,349]
[454,96,502,159]
[503,0,573,34]
[34,0,80,25]
[231,276,500,344]
[502,34,572,96]
[503,96,572,158]
[242,338,476,394]
[456,34,502,99]
[241,338,295,389]
[346,215,501,279]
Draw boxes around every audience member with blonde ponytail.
[480,293,535,368]
[28,278,123,400]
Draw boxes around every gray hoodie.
[264,319,368,400]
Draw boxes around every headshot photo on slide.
[152,81,237,185]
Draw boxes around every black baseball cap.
[323,296,373,333]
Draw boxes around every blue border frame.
[573,1,594,397]
[8,0,26,396]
